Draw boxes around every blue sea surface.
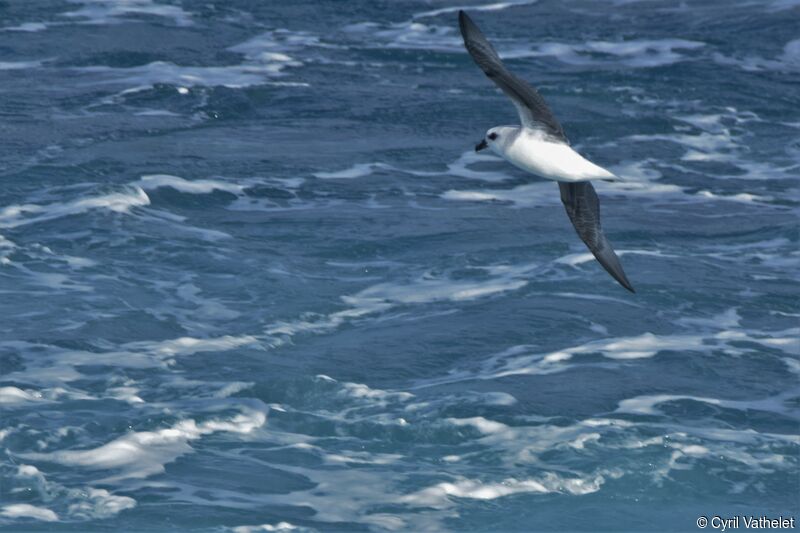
[1,0,799,531]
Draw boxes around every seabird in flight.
[458,10,635,292]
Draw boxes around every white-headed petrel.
[459,10,634,292]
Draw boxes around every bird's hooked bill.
[475,139,488,152]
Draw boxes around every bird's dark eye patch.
[488,132,498,140]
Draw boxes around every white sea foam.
[265,262,537,346]
[173,281,242,322]
[438,407,796,498]
[504,38,705,68]
[203,350,795,531]
[617,391,800,418]
[317,150,512,183]
[448,416,510,435]
[783,358,800,376]
[127,334,262,357]
[443,182,557,207]
[0,187,150,229]
[0,233,16,249]
[338,380,414,403]
[421,308,799,385]
[22,409,265,481]
[2,22,48,32]
[137,174,245,195]
[555,249,675,267]
[264,300,391,341]
[614,421,798,485]
[475,391,518,406]
[314,162,395,179]
[346,3,538,54]
[2,334,262,399]
[348,12,705,69]
[67,489,136,519]
[413,0,539,19]
[617,394,721,415]
[229,29,324,60]
[77,61,301,90]
[232,523,299,533]
[105,385,144,404]
[443,150,517,182]
[348,11,703,70]
[695,189,773,203]
[402,472,605,508]
[134,108,182,116]
[259,466,441,530]
[9,240,96,273]
[628,111,740,162]
[713,38,800,72]
[9,464,138,520]
[74,29,316,94]
[478,331,709,379]
[63,0,194,27]
[0,386,45,405]
[0,60,44,70]
[620,108,799,195]
[344,21,462,51]
[591,159,786,207]
[1,504,59,522]
[348,275,529,306]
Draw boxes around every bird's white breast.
[496,130,615,182]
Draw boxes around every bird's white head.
[475,126,518,155]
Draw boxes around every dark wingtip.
[605,257,635,294]
[458,10,470,35]
[611,262,636,293]
[458,10,480,37]
[592,241,636,294]
[620,277,636,293]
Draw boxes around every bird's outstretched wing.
[458,10,568,143]
[558,182,634,292]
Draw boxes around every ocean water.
[1,0,798,531]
